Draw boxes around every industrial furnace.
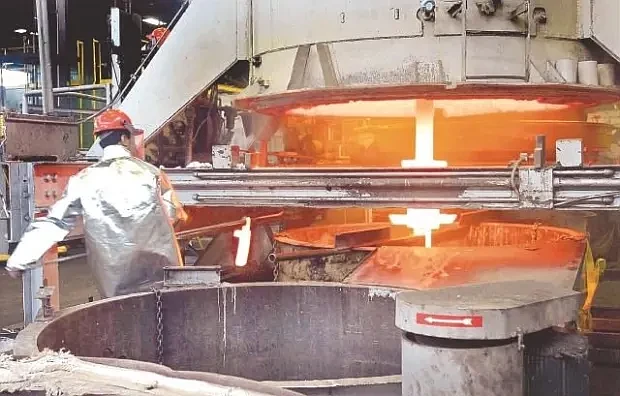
[10,0,620,395]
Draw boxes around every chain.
[152,287,164,365]
[273,261,280,281]
[271,240,279,282]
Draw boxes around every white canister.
[555,58,578,83]
[597,63,616,86]
[578,61,599,85]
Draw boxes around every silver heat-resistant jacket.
[6,145,185,298]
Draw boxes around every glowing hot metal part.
[390,209,456,248]
[401,99,447,168]
[391,99,456,247]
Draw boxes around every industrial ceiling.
[0,0,184,49]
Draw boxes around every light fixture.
[0,69,28,88]
[14,28,27,34]
[143,17,166,26]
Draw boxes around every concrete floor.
[0,253,99,328]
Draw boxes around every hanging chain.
[273,261,280,282]
[271,240,279,282]
[152,287,164,365]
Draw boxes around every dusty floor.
[0,252,99,328]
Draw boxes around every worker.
[5,109,187,298]
[147,27,170,48]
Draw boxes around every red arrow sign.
[416,313,483,328]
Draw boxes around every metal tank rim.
[234,82,620,113]
[1,352,304,396]
[80,356,306,396]
[14,282,405,394]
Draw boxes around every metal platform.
[166,165,620,210]
[396,281,583,396]
[395,280,582,340]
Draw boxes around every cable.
[509,154,528,195]
[75,0,190,125]
[192,87,219,144]
[554,192,620,208]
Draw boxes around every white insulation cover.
[119,0,248,141]
[592,0,620,62]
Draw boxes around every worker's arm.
[158,170,188,227]
[6,177,82,274]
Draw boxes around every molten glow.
[233,217,252,267]
[287,99,569,118]
[390,209,457,248]
[390,100,456,247]
[401,99,447,168]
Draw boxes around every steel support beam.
[165,166,620,210]
[55,0,69,86]
[35,0,55,114]
[9,163,41,325]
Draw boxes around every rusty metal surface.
[163,266,221,287]
[33,162,89,208]
[524,330,589,396]
[2,113,79,161]
[346,222,586,290]
[276,251,370,283]
[28,163,90,241]
[23,283,402,389]
[275,223,392,249]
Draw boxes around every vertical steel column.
[0,65,5,109]
[21,94,29,114]
[0,165,9,256]
[9,163,41,325]
[109,7,122,99]
[35,0,55,114]
[55,0,69,86]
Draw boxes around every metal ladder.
[460,0,533,82]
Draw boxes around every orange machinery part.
[275,222,587,290]
[236,84,620,168]
[277,109,614,167]
[30,163,90,312]
[345,241,585,290]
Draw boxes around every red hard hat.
[148,27,169,45]
[93,109,132,136]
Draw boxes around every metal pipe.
[44,253,88,265]
[188,166,515,173]
[0,64,5,109]
[24,83,109,96]
[554,169,616,177]
[52,92,107,102]
[174,178,512,189]
[28,106,98,115]
[555,179,620,187]
[192,194,519,204]
[35,0,54,114]
[270,248,367,262]
[191,170,515,179]
[176,212,283,241]
[21,94,28,114]
[554,194,617,208]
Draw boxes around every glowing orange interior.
[181,87,618,288]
